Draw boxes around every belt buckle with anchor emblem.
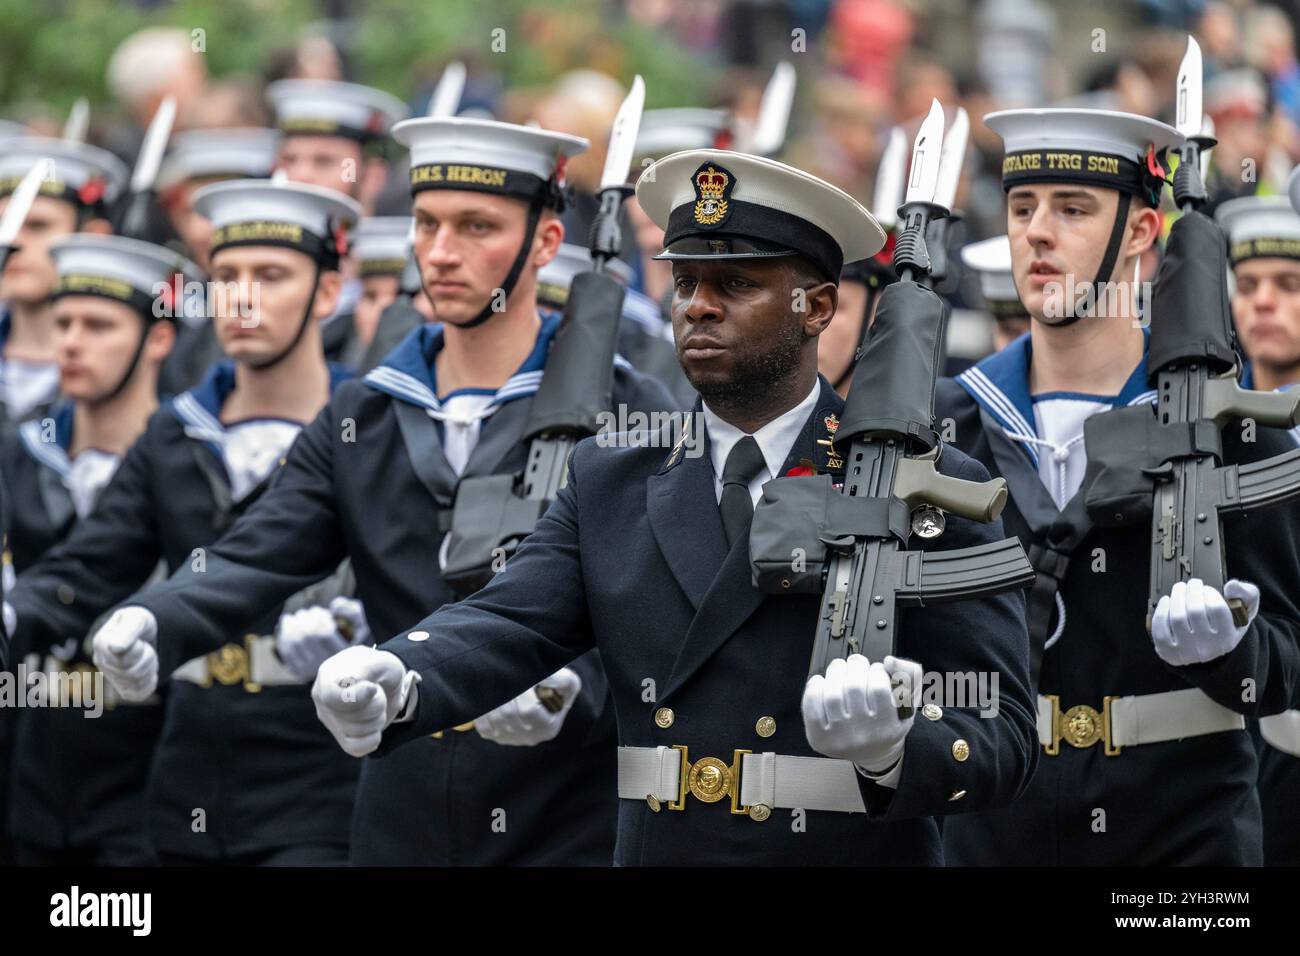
[1045,694,1120,756]
[666,745,768,820]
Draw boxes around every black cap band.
[51,272,169,321]
[409,163,568,211]
[1229,236,1300,264]
[1001,148,1167,206]
[663,199,842,281]
[210,220,342,269]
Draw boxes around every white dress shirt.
[701,381,820,506]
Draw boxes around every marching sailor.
[306,148,1037,866]
[155,127,280,394]
[936,108,1300,865]
[11,180,365,864]
[91,119,676,865]
[0,139,128,432]
[2,233,194,865]
[1216,186,1300,865]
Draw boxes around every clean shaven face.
[1232,257,1300,377]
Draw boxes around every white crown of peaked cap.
[49,233,203,297]
[1217,195,1300,246]
[983,108,1183,160]
[392,117,589,181]
[192,179,362,236]
[635,148,886,265]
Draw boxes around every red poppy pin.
[785,459,816,477]
[77,177,106,206]
[333,224,350,258]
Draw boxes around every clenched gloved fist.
[802,654,922,781]
[311,645,420,757]
[276,597,370,682]
[91,606,159,702]
[1151,578,1260,666]
[474,667,583,746]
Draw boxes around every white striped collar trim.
[18,418,70,478]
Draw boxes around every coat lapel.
[659,378,844,700]
[646,410,727,611]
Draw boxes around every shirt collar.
[17,402,75,477]
[169,358,354,448]
[702,379,820,485]
[956,328,1154,466]
[362,309,563,414]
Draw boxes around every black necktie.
[719,435,767,548]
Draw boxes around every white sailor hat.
[158,128,281,190]
[194,179,362,267]
[352,217,413,277]
[267,79,409,144]
[633,108,730,160]
[393,117,588,210]
[635,148,886,282]
[984,108,1182,206]
[0,137,128,213]
[1218,193,1300,265]
[48,233,202,321]
[960,235,1027,320]
[536,241,633,307]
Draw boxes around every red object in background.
[828,0,914,97]
[77,177,106,206]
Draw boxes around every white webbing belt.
[172,636,301,687]
[616,746,867,814]
[1260,710,1300,757]
[1036,689,1245,749]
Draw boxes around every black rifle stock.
[1128,145,1300,631]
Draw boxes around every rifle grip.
[1228,597,1249,628]
[894,456,1008,523]
[1204,376,1300,428]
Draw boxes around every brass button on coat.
[952,739,970,762]
[922,703,943,721]
[755,716,776,738]
[654,707,675,729]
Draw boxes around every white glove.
[90,606,159,702]
[802,654,921,778]
[275,597,370,682]
[311,645,420,757]
[1152,577,1260,666]
[474,667,583,746]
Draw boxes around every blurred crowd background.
[4,0,1300,304]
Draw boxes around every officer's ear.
[790,258,837,336]
[312,269,343,320]
[79,217,112,236]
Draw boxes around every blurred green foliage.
[0,0,718,120]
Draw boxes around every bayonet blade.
[1200,115,1215,180]
[0,159,51,248]
[751,61,796,156]
[599,75,645,191]
[933,106,968,213]
[1175,36,1203,139]
[427,61,466,118]
[872,126,907,230]
[130,95,176,194]
[62,98,89,143]
[905,99,945,205]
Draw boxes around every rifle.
[0,159,50,274]
[440,76,646,596]
[112,96,175,240]
[1085,38,1300,631]
[750,101,1036,715]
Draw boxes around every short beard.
[687,319,808,411]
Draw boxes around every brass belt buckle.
[667,745,756,816]
[1045,694,1121,756]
